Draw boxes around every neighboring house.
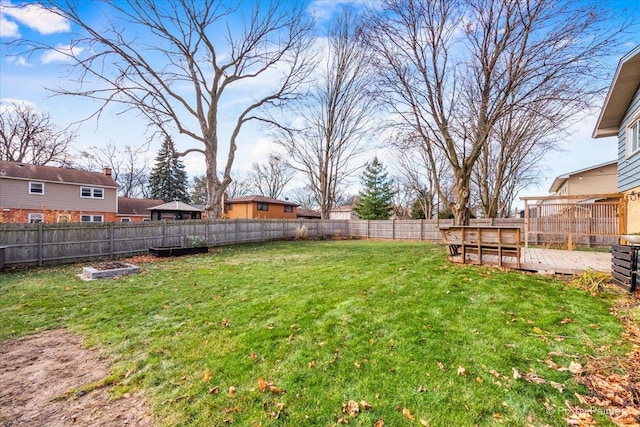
[117,197,165,222]
[593,45,640,233]
[0,160,120,223]
[297,208,321,219]
[223,195,298,219]
[548,160,618,200]
[329,205,358,220]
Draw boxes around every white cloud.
[307,0,378,21]
[0,14,19,37]
[6,55,30,66]
[0,97,38,113]
[1,1,70,35]
[40,44,83,64]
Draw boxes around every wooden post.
[524,200,529,249]
[37,222,43,266]
[109,223,114,259]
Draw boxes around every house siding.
[225,202,297,220]
[628,184,640,233]
[557,163,618,195]
[0,179,117,212]
[618,86,640,192]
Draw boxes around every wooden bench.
[439,226,521,268]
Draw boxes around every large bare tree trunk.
[364,0,628,224]
[18,1,314,219]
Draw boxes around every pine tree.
[147,136,190,203]
[353,157,395,220]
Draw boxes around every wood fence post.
[420,219,423,241]
[367,220,370,239]
[38,222,43,266]
[235,220,239,244]
[109,223,114,259]
[392,219,396,240]
[162,221,167,247]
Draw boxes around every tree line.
[3,0,632,223]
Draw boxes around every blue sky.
[1,0,639,211]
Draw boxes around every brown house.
[117,197,165,222]
[223,195,298,220]
[0,160,120,223]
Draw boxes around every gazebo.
[148,201,203,220]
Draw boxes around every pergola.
[148,201,203,221]
[519,193,624,248]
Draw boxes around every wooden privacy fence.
[521,195,622,248]
[0,218,524,268]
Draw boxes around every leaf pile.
[571,294,640,426]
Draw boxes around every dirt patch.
[0,329,153,427]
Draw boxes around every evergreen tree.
[353,157,395,220]
[148,136,190,203]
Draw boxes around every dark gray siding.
[618,85,640,191]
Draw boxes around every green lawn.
[0,240,627,426]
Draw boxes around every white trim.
[120,217,131,222]
[28,212,43,223]
[29,181,45,195]
[627,118,640,158]
[80,214,104,223]
[80,186,105,199]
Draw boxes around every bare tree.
[226,174,254,198]
[18,0,314,218]
[474,101,559,218]
[77,142,149,198]
[248,154,295,199]
[275,8,375,219]
[365,0,629,224]
[289,186,318,210]
[0,101,75,166]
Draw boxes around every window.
[28,213,43,223]
[57,214,71,223]
[29,182,44,195]
[80,186,104,199]
[629,119,640,157]
[80,215,103,223]
[226,203,233,211]
[284,205,293,213]
[257,202,268,211]
[120,217,131,223]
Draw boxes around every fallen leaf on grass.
[258,378,285,394]
[360,400,372,410]
[209,386,219,394]
[476,376,483,384]
[420,419,429,426]
[437,361,445,371]
[228,386,236,397]
[222,318,230,327]
[568,361,582,374]
[457,366,467,376]
[550,381,565,393]
[402,408,415,421]
[204,370,212,382]
[374,419,384,427]
[533,327,544,334]
[342,400,359,417]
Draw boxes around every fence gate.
[611,244,638,292]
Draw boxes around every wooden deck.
[450,247,611,275]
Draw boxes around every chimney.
[103,167,112,177]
